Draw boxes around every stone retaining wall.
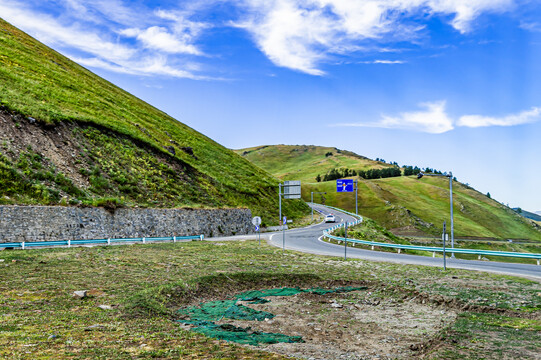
[0,206,252,242]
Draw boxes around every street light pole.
[449,172,454,257]
[355,180,358,215]
[310,191,326,222]
[417,171,455,256]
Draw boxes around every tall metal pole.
[279,183,282,227]
[344,221,348,260]
[311,192,314,222]
[355,180,358,215]
[442,221,447,271]
[449,172,454,258]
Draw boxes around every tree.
[316,174,321,182]
[487,192,491,199]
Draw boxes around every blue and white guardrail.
[319,204,541,265]
[0,235,204,250]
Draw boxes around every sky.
[1,0,540,212]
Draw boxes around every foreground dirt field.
[0,240,539,359]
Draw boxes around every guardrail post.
[68,239,71,248]
[371,245,374,250]
[397,248,401,254]
[107,238,111,245]
[173,235,176,243]
[200,235,204,241]
[537,259,540,266]
[21,242,25,250]
[143,237,146,244]
[478,255,481,260]
[433,252,436,257]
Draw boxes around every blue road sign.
[255,225,259,232]
[336,179,354,192]
[283,216,287,224]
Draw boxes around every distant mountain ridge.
[514,209,541,222]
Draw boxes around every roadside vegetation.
[0,240,539,359]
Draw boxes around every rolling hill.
[236,145,541,240]
[0,18,308,225]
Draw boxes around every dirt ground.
[213,290,457,360]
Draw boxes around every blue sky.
[1,0,540,212]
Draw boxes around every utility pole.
[442,221,447,271]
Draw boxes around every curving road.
[266,204,541,282]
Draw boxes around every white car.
[324,214,336,223]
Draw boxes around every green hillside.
[236,145,541,240]
[237,145,393,182]
[0,18,308,225]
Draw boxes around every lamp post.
[311,191,326,222]
[417,171,455,257]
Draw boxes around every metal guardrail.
[319,204,541,265]
[0,235,204,250]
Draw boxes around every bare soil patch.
[195,290,457,360]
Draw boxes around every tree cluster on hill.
[316,168,358,182]
[315,164,448,182]
[358,167,401,179]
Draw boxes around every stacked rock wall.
[0,206,252,242]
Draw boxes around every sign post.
[252,216,262,246]
[282,216,287,251]
[278,181,301,252]
[442,221,447,271]
[344,221,348,260]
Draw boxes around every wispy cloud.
[359,59,406,64]
[458,107,541,128]
[0,0,207,79]
[520,21,541,32]
[119,26,202,55]
[0,0,519,78]
[235,0,514,75]
[335,101,454,134]
[334,101,541,133]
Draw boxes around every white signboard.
[283,180,301,199]
[252,216,262,226]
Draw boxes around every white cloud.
[458,107,541,127]
[360,59,406,64]
[338,101,454,134]
[236,0,514,74]
[520,21,541,32]
[120,26,202,55]
[335,101,541,133]
[0,0,519,78]
[0,0,206,78]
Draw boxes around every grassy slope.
[0,19,308,224]
[0,241,539,359]
[237,145,541,240]
[236,145,392,181]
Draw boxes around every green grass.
[0,241,539,359]
[235,144,392,182]
[0,19,309,224]
[237,145,541,240]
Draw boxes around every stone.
[331,302,343,308]
[73,290,87,299]
[0,206,252,244]
[84,324,106,331]
[98,305,113,310]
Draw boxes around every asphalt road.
[266,204,541,282]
